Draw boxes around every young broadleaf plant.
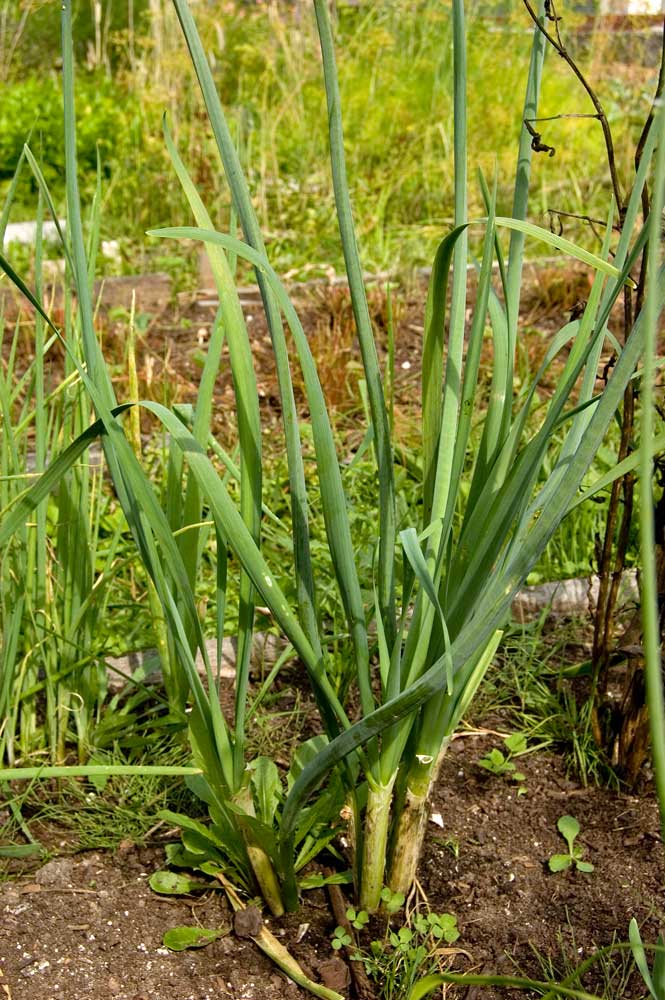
[1,0,663,929]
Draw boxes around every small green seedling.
[337,906,461,997]
[478,733,528,793]
[332,906,369,949]
[381,887,406,914]
[331,926,352,950]
[411,912,459,944]
[346,906,370,930]
[548,815,594,874]
[431,835,460,859]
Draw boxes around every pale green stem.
[235,784,285,917]
[360,777,396,913]
[641,100,665,836]
[388,741,449,898]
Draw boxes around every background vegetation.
[1,0,657,279]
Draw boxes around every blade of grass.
[170,0,321,665]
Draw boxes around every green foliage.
[380,887,406,915]
[163,925,226,951]
[331,926,352,951]
[629,919,665,1000]
[0,74,141,203]
[330,905,372,951]
[2,3,651,276]
[346,907,460,1000]
[0,0,662,939]
[548,815,594,874]
[478,732,528,791]
[346,906,370,931]
[152,735,347,897]
[478,617,614,786]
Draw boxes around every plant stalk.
[359,777,395,912]
[235,785,285,917]
[387,742,447,897]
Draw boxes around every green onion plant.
[0,0,663,934]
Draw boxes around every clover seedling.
[346,906,370,930]
[412,911,460,944]
[548,815,594,873]
[380,887,406,914]
[331,906,369,950]
[331,926,352,950]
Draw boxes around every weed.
[341,904,460,1000]
[548,815,594,874]
[478,731,528,792]
[629,919,665,1000]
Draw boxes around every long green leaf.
[162,115,261,786]
[495,216,633,284]
[148,225,374,723]
[640,98,665,836]
[409,972,603,1000]
[313,0,396,652]
[170,0,321,668]
[421,227,467,523]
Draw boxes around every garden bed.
[2,264,657,1000]
[2,256,606,450]
[1,731,662,1000]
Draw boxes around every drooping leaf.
[163,925,226,951]
[298,870,353,890]
[149,871,212,895]
[494,217,633,285]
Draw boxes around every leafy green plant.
[478,732,528,789]
[347,907,460,1000]
[331,925,352,951]
[380,886,406,915]
[346,906,370,931]
[1,0,662,946]
[0,178,130,765]
[331,903,370,950]
[548,815,594,875]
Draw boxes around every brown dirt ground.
[134,260,600,449]
[1,257,606,454]
[0,734,663,1000]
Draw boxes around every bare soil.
[1,733,663,1000]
